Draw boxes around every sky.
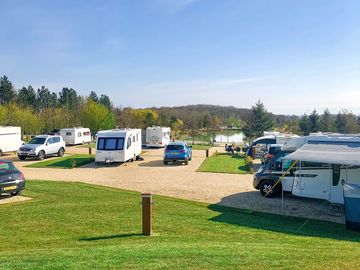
[0,0,360,115]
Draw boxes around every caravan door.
[329,164,344,204]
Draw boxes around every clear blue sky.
[1,0,359,114]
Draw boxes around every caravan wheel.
[0,150,2,157]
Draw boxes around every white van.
[146,126,171,147]
[60,127,91,145]
[95,129,142,163]
[0,126,23,156]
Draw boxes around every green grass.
[25,154,95,169]
[77,143,96,148]
[1,181,359,269]
[197,152,249,174]
[189,144,212,150]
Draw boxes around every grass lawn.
[77,143,96,148]
[189,144,212,150]
[25,154,95,169]
[197,152,249,174]
[0,181,359,269]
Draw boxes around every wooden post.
[141,193,152,236]
[206,149,209,158]
[88,147,92,155]
[252,146,256,160]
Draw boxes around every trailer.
[59,127,91,145]
[146,126,171,147]
[95,129,142,163]
[0,126,23,156]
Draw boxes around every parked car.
[17,135,66,160]
[163,142,192,165]
[0,160,25,196]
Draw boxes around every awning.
[282,143,360,166]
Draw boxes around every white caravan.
[146,126,171,147]
[254,134,360,204]
[95,129,142,163]
[60,127,91,145]
[0,126,23,156]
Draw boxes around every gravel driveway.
[6,147,345,224]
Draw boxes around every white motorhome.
[0,126,23,156]
[146,126,171,147]
[60,127,91,145]
[254,134,360,204]
[95,129,142,163]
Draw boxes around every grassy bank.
[197,152,249,174]
[25,154,94,169]
[0,181,359,269]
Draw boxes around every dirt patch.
[0,195,32,205]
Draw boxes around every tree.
[320,108,335,132]
[99,94,112,110]
[243,101,274,139]
[0,76,16,105]
[308,109,320,133]
[299,114,311,135]
[0,105,6,124]
[36,86,58,112]
[335,110,360,133]
[18,86,36,108]
[59,87,78,110]
[89,91,99,103]
[81,100,115,132]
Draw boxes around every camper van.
[146,126,171,147]
[95,129,142,163]
[0,126,23,156]
[253,135,360,204]
[59,127,91,145]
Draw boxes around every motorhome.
[0,126,23,156]
[146,126,171,147]
[247,133,299,157]
[59,127,91,145]
[253,134,360,204]
[95,129,142,163]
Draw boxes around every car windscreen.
[0,161,15,173]
[269,147,281,155]
[166,145,184,150]
[28,138,46,144]
[97,137,124,150]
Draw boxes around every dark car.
[0,160,25,196]
[163,142,192,165]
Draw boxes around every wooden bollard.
[88,147,92,155]
[251,146,256,160]
[141,193,152,236]
[206,149,209,158]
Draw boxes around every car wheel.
[259,180,278,198]
[18,155,26,161]
[163,161,168,165]
[184,158,189,165]
[0,149,2,157]
[38,150,45,160]
[58,147,65,157]
[189,155,192,161]
[11,191,21,196]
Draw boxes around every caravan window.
[77,132,82,137]
[132,136,135,142]
[127,137,132,149]
[66,132,72,136]
[97,138,124,150]
[83,131,90,136]
[300,162,329,169]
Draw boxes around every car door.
[45,138,54,154]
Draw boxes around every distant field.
[77,143,96,148]
[189,144,212,150]
[25,154,94,169]
[197,152,248,174]
[0,180,359,269]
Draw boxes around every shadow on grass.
[208,203,360,242]
[79,233,142,241]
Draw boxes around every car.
[0,160,25,196]
[17,135,66,160]
[163,141,192,165]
